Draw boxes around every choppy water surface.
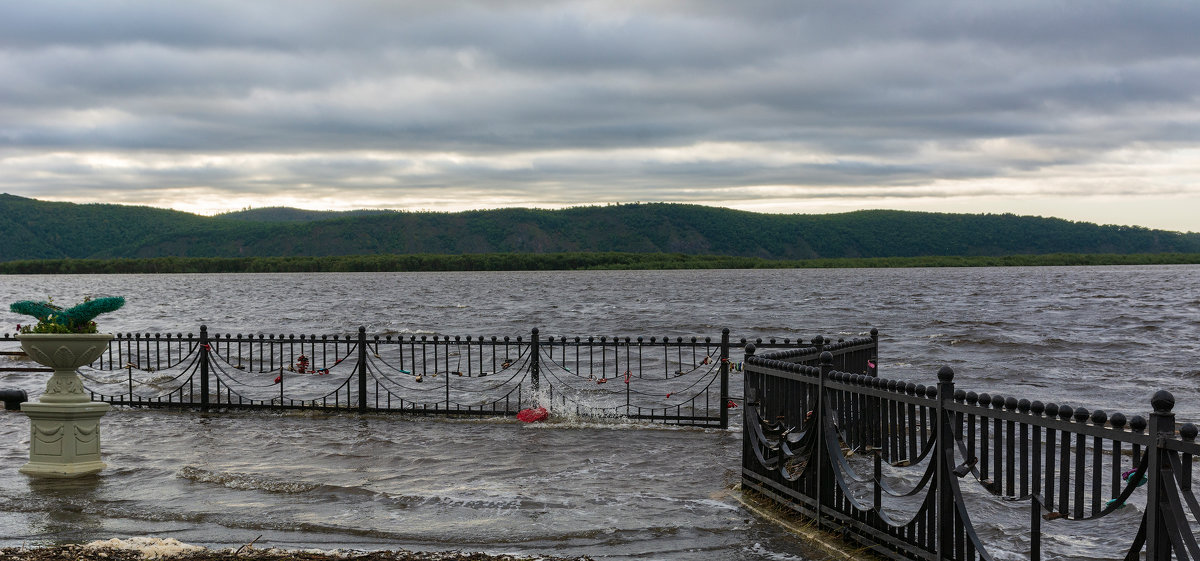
[1,266,1197,559]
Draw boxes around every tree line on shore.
[1,251,1196,274]
[3,194,1199,263]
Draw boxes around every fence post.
[935,366,955,560]
[530,327,540,402]
[199,325,210,411]
[815,351,833,528]
[720,328,730,429]
[1145,390,1175,561]
[358,327,367,412]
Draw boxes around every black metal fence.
[0,327,824,428]
[742,332,1200,560]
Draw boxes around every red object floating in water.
[274,375,282,384]
[726,400,737,408]
[517,406,549,423]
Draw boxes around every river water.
[1,266,1197,559]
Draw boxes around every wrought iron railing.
[0,327,832,428]
[742,335,1200,560]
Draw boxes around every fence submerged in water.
[0,327,835,428]
[742,333,1200,560]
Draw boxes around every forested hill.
[1,194,1197,262]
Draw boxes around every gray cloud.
[0,1,1198,229]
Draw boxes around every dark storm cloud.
[0,1,1197,227]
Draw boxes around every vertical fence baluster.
[1044,405,1058,513]
[907,398,917,463]
[357,327,367,412]
[967,393,978,479]
[625,338,632,412]
[530,328,540,401]
[1020,401,1031,499]
[720,329,730,429]
[1091,428,1103,515]
[1057,407,1071,517]
[1031,494,1042,561]
[1005,402,1016,496]
[892,380,903,459]
[980,394,991,486]
[1073,409,1087,519]
[199,325,209,411]
[992,408,1002,493]
[1110,420,1125,501]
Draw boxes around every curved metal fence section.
[1,326,823,427]
[742,332,1200,561]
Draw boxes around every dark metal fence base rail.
[743,330,1200,561]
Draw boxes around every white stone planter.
[17,333,113,478]
[19,333,112,403]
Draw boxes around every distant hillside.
[0,194,214,261]
[1,194,1198,262]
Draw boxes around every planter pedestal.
[19,401,110,477]
[17,333,113,478]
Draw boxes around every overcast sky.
[2,2,1198,231]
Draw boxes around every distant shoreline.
[0,252,1197,274]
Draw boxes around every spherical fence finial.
[745,343,756,356]
[1151,390,1175,414]
[1181,423,1198,441]
[820,351,833,365]
[937,366,954,382]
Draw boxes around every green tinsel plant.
[10,296,125,334]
